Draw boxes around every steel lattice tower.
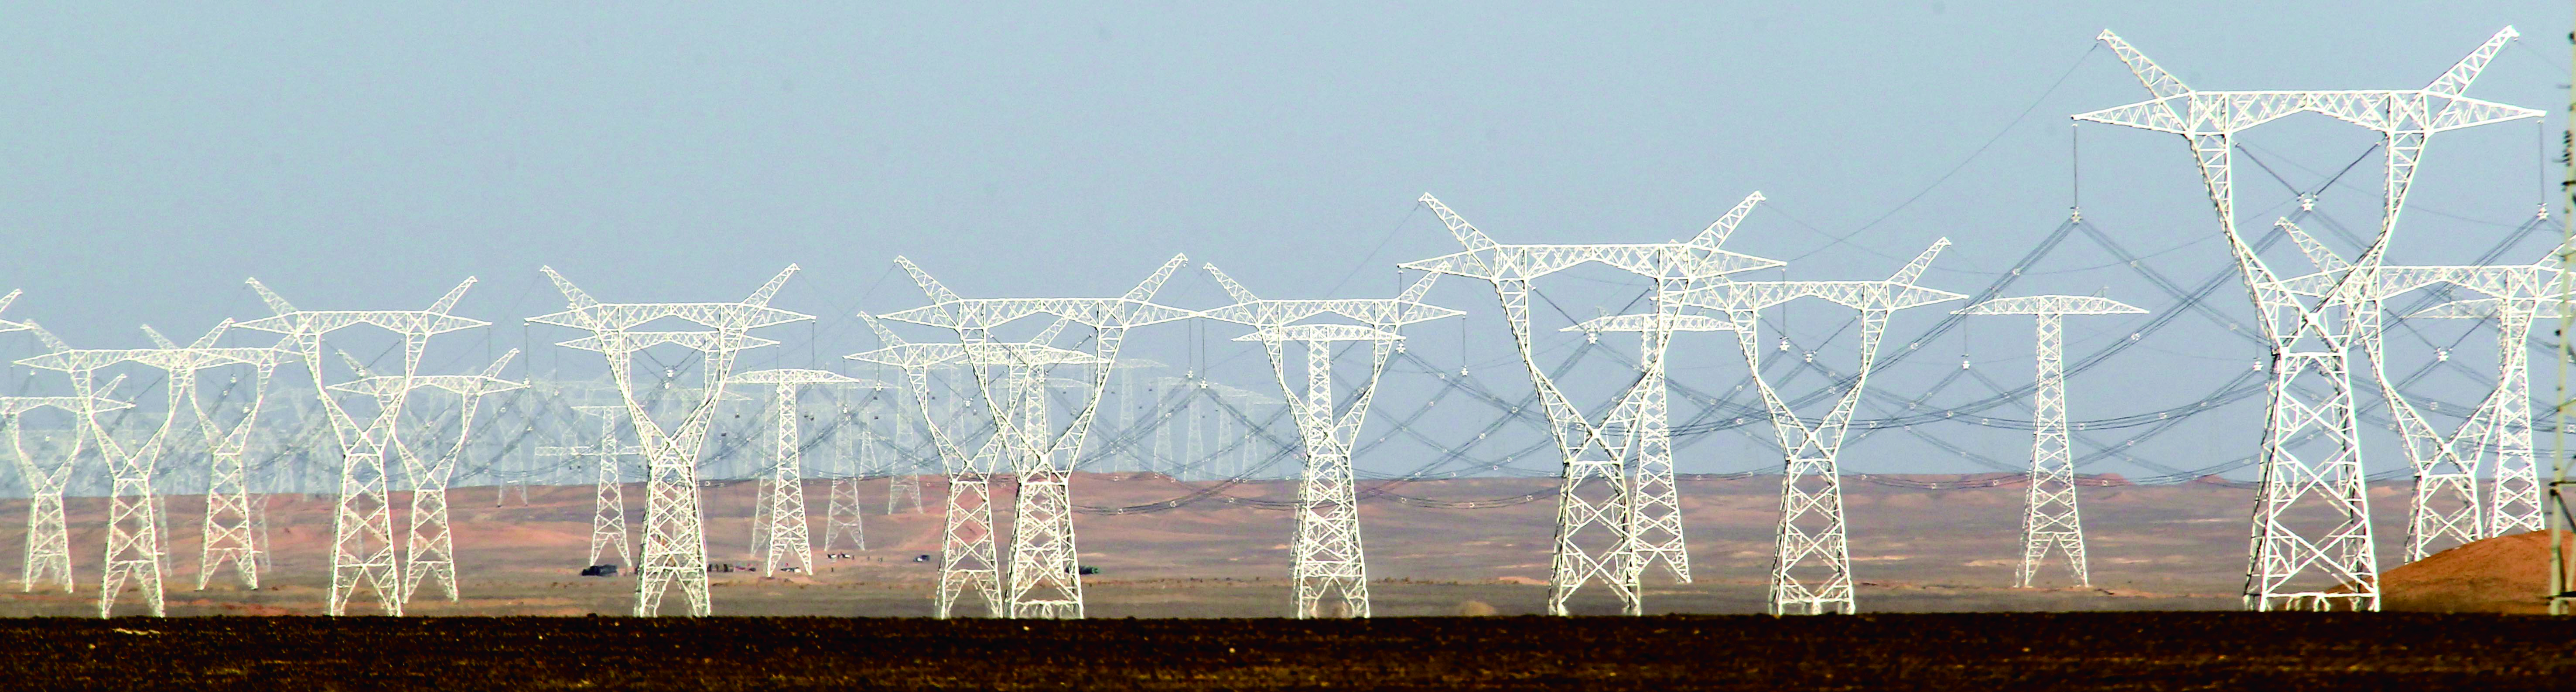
[1956,296,2146,587]
[19,319,286,617]
[0,292,89,593]
[1682,241,1965,615]
[2409,294,2560,538]
[820,424,871,552]
[537,404,642,568]
[236,277,486,616]
[876,256,1193,620]
[0,392,125,593]
[1560,312,1734,585]
[1201,263,1460,618]
[2077,27,2538,610]
[885,403,926,515]
[1401,193,1777,615]
[855,317,1109,617]
[332,351,524,605]
[734,368,877,576]
[131,324,292,592]
[530,266,812,617]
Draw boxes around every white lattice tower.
[2409,296,2562,539]
[2076,27,2538,610]
[20,321,293,617]
[850,318,1004,618]
[2268,222,2571,561]
[235,277,485,616]
[135,323,290,591]
[1955,295,2147,587]
[1559,312,1733,585]
[879,256,1194,619]
[1400,193,1778,615]
[821,423,871,552]
[0,391,129,593]
[1201,263,1460,618]
[886,399,926,514]
[1680,240,1965,614]
[539,404,642,567]
[329,350,523,604]
[733,368,880,576]
[529,265,810,617]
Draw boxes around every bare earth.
[0,473,2464,617]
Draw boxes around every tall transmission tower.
[885,401,926,515]
[2407,293,2560,535]
[529,266,812,617]
[0,292,90,593]
[2279,238,2569,563]
[236,277,485,616]
[1681,240,1965,615]
[820,423,871,553]
[877,256,1194,620]
[733,368,878,576]
[1559,312,1733,585]
[539,404,642,567]
[1955,295,2146,588]
[854,315,1108,616]
[1401,192,1777,615]
[1200,263,1460,618]
[851,317,1001,617]
[330,351,523,605]
[2076,27,2538,610]
[0,391,126,593]
[133,323,291,592]
[20,320,288,617]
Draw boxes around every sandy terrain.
[0,472,2480,617]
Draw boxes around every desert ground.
[2,471,2522,617]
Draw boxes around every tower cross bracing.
[530,265,811,617]
[1201,262,1460,618]
[1401,192,1777,616]
[1955,295,2148,588]
[732,368,881,576]
[2074,26,2539,610]
[0,391,130,593]
[1679,239,1966,615]
[235,277,489,617]
[875,256,1193,620]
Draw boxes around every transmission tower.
[0,391,126,593]
[853,315,1107,617]
[235,277,485,616]
[17,320,273,617]
[328,350,523,605]
[2077,26,2538,610]
[734,368,877,576]
[136,323,293,592]
[1201,263,1459,618]
[886,400,926,514]
[1401,192,1777,615]
[1682,240,1965,615]
[540,404,642,567]
[2408,294,2560,537]
[1956,295,2146,588]
[1560,312,1733,585]
[530,266,809,617]
[2280,239,2569,562]
[820,424,871,552]
[876,256,1194,620]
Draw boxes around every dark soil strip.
[3,613,2571,690]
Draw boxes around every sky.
[0,3,2570,484]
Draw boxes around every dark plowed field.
[5,613,2570,690]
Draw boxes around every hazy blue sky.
[0,3,2569,480]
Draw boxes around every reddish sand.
[2379,531,2576,614]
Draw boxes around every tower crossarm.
[1952,295,2147,316]
[881,256,1195,332]
[0,289,27,333]
[1200,264,1460,329]
[2077,28,2536,137]
[1399,194,1784,282]
[1559,313,1735,334]
[527,266,812,333]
